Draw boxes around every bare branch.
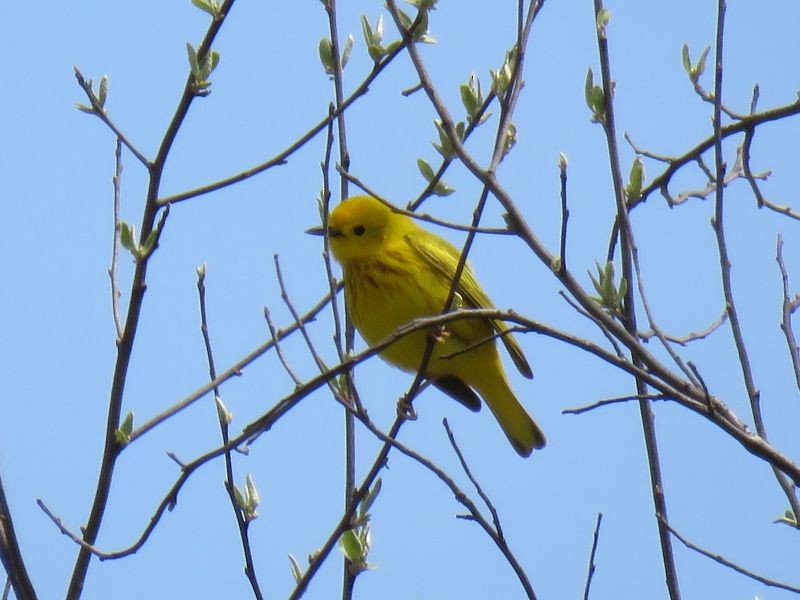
[582,513,603,600]
[338,168,515,235]
[777,235,800,393]
[73,68,150,167]
[592,0,681,594]
[443,419,504,538]
[196,266,264,599]
[108,138,124,342]
[130,287,338,443]
[663,518,800,593]
[157,39,410,207]
[638,310,728,346]
[0,472,37,600]
[563,394,673,415]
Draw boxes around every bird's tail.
[475,373,546,457]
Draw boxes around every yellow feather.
[324,195,545,456]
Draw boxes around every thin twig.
[663,518,800,593]
[317,6,360,589]
[338,168,515,235]
[157,39,410,207]
[638,310,728,346]
[709,0,798,514]
[632,97,800,209]
[443,419,504,538]
[558,291,625,358]
[108,138,124,342]
[563,394,672,415]
[0,472,37,600]
[582,513,603,600]
[777,235,800,393]
[130,286,339,444]
[592,1,681,596]
[264,307,303,386]
[354,412,537,599]
[73,68,150,167]
[196,267,264,599]
[274,256,329,374]
[558,154,569,274]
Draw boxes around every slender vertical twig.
[319,2,358,593]
[108,138,124,342]
[582,513,603,600]
[196,267,264,599]
[777,236,800,394]
[558,153,569,274]
[592,2,681,597]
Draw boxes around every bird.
[307,194,545,456]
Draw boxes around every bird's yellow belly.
[345,260,495,378]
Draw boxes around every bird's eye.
[353,225,366,236]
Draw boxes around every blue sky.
[2,1,800,598]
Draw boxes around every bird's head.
[307,195,402,263]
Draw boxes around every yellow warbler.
[309,195,545,456]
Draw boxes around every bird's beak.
[305,225,344,238]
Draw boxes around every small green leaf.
[695,47,710,81]
[115,411,135,445]
[75,103,95,114]
[97,75,109,108]
[774,508,797,527]
[288,554,304,583]
[683,45,711,84]
[119,222,137,254]
[141,228,159,256]
[340,34,354,70]
[207,50,220,76]
[584,69,606,123]
[186,42,200,77]
[233,484,246,513]
[617,275,628,301]
[501,121,517,159]
[339,529,363,563]
[319,37,335,74]
[215,394,233,424]
[681,44,691,75]
[432,179,454,197]
[417,158,435,182]
[596,8,610,38]
[362,15,389,61]
[245,473,260,510]
[588,261,625,313]
[432,119,453,159]
[585,69,594,107]
[490,48,517,96]
[625,156,644,202]
[361,478,382,515]
[460,82,479,120]
[191,0,220,18]
[361,15,374,46]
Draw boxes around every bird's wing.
[404,229,533,379]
